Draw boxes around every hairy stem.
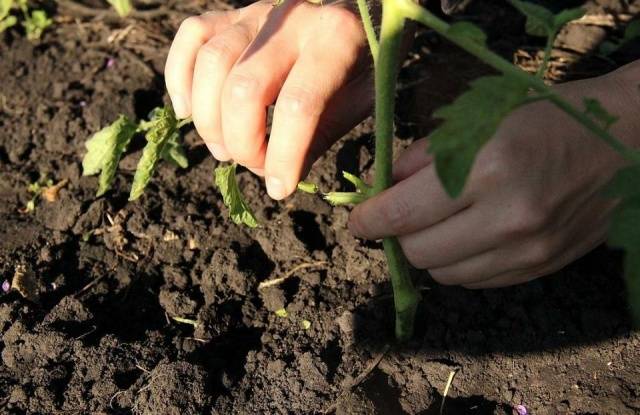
[373,0,421,342]
[356,0,379,65]
[396,0,640,164]
[537,32,555,78]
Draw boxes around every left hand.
[348,64,640,289]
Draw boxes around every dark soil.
[1,0,639,414]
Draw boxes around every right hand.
[165,0,374,200]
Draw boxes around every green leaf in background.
[129,106,180,201]
[447,21,487,47]
[107,0,133,17]
[552,7,586,29]
[82,115,137,197]
[605,162,640,324]
[509,0,584,37]
[428,75,529,198]
[509,0,555,37]
[583,98,619,130]
[23,9,52,40]
[0,14,16,32]
[0,0,13,20]
[214,164,259,228]
[623,20,640,42]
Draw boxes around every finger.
[220,7,301,171]
[192,23,254,161]
[264,12,365,200]
[397,205,502,270]
[393,138,433,182]
[349,164,471,240]
[165,12,234,118]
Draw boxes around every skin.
[166,1,640,289]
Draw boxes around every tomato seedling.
[83,0,640,340]
[0,0,52,40]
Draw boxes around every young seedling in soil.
[84,0,640,341]
[107,0,133,17]
[0,0,52,40]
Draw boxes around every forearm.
[605,59,640,150]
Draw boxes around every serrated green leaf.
[605,163,640,199]
[24,9,52,40]
[583,98,618,130]
[129,106,179,201]
[214,164,259,228]
[161,132,189,169]
[509,0,554,37]
[623,20,640,42]
[553,7,585,28]
[447,21,487,46]
[82,115,137,197]
[428,75,529,198]
[107,0,132,17]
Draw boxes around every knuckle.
[226,73,261,102]
[380,196,412,234]
[179,16,208,37]
[501,199,549,239]
[198,39,234,67]
[473,151,510,188]
[521,238,555,268]
[276,86,323,117]
[323,7,362,36]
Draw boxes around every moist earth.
[1,0,639,414]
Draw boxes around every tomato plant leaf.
[82,115,137,197]
[510,1,584,37]
[0,0,12,20]
[552,7,586,28]
[509,0,554,37]
[107,0,132,17]
[583,98,619,130]
[428,75,529,198]
[447,22,487,47]
[0,14,16,32]
[214,164,259,228]
[130,106,180,201]
[161,132,189,169]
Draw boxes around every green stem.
[396,0,640,164]
[537,32,556,78]
[356,0,379,65]
[374,0,421,342]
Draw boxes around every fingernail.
[207,143,231,161]
[171,94,189,118]
[266,176,286,200]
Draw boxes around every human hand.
[165,0,372,200]
[349,64,640,289]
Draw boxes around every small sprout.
[214,164,259,228]
[107,0,133,17]
[23,9,52,41]
[297,181,319,194]
[171,316,198,328]
[301,319,311,330]
[323,191,367,206]
[20,177,53,213]
[275,308,288,318]
[2,280,10,293]
[81,230,94,242]
[342,171,371,195]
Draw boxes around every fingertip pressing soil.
[1,1,640,414]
